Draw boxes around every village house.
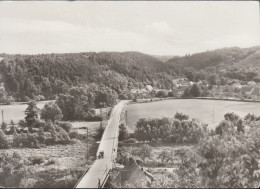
[145,85,153,92]
[172,78,190,88]
[248,81,256,86]
[250,87,260,101]
[232,82,242,89]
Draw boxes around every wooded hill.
[166,46,260,82]
[0,46,259,101]
[0,52,177,101]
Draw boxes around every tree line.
[0,52,178,102]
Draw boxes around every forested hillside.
[0,52,176,101]
[167,46,260,70]
[1,46,259,102]
[166,46,260,82]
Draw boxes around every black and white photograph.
[0,1,260,188]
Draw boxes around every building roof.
[251,87,260,95]
[145,85,153,91]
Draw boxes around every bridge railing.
[74,167,90,188]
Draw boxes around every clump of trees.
[0,152,26,187]
[119,123,129,141]
[0,87,14,104]
[130,112,260,188]
[0,130,10,149]
[56,86,117,121]
[0,100,74,148]
[198,121,260,188]
[134,113,205,144]
[133,144,152,163]
[40,102,63,122]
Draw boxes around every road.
[75,100,128,188]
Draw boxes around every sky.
[0,1,259,56]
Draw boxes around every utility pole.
[86,127,89,160]
[1,110,4,123]
[125,109,127,126]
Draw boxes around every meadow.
[0,101,52,124]
[126,99,260,132]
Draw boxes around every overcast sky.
[0,1,259,55]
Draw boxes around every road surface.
[75,100,128,188]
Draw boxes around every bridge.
[75,100,128,188]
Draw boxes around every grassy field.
[0,101,52,124]
[126,99,260,132]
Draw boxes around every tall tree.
[41,102,63,122]
[25,100,39,128]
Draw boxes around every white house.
[248,81,256,86]
[145,85,153,92]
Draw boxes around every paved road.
[75,100,128,188]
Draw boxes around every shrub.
[1,122,7,130]
[56,128,71,144]
[119,123,129,141]
[124,138,138,144]
[58,122,72,133]
[69,131,79,139]
[0,130,10,149]
[175,112,189,121]
[95,125,104,140]
[29,156,44,165]
[0,152,26,187]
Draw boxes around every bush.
[56,128,71,144]
[119,123,129,141]
[95,126,104,140]
[69,131,79,139]
[124,138,138,144]
[29,156,44,165]
[13,133,40,148]
[1,122,7,130]
[58,122,72,133]
[0,130,10,149]
[0,152,26,187]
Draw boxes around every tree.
[25,100,39,128]
[189,84,201,97]
[56,87,96,121]
[208,74,218,85]
[41,102,63,122]
[134,118,152,143]
[174,112,189,121]
[1,122,7,131]
[244,113,257,124]
[0,130,10,149]
[56,94,75,121]
[157,150,171,163]
[198,125,260,188]
[182,88,191,98]
[94,88,118,108]
[119,123,129,141]
[215,120,234,135]
[134,144,152,162]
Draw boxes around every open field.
[126,99,260,132]
[0,101,52,124]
